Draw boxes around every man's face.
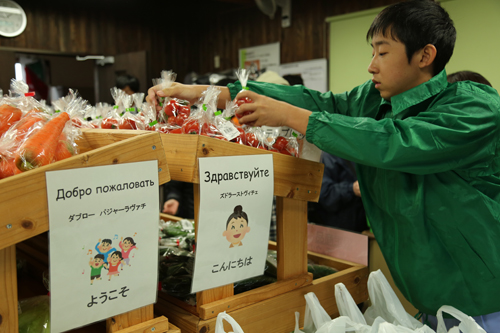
[101,242,111,252]
[93,258,103,268]
[368,31,424,100]
[222,217,250,245]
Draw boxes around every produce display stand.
[0,129,179,333]
[154,134,369,333]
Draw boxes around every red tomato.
[119,119,137,129]
[176,113,189,126]
[72,118,83,128]
[101,118,119,129]
[170,128,182,134]
[157,126,170,134]
[178,105,191,117]
[231,127,246,144]
[167,116,177,126]
[182,119,200,134]
[235,97,254,119]
[245,132,259,148]
[258,145,267,150]
[272,136,289,151]
[235,97,252,106]
[164,99,179,117]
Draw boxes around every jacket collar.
[389,69,448,115]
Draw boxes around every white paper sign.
[239,42,280,73]
[46,161,159,333]
[280,58,328,93]
[191,155,274,293]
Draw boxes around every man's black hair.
[101,239,112,245]
[116,74,140,93]
[366,0,456,76]
[94,254,105,260]
[226,205,248,228]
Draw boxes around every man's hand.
[162,199,180,215]
[234,90,311,135]
[353,181,361,197]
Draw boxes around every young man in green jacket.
[148,0,500,329]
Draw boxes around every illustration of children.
[104,251,123,281]
[95,238,116,264]
[89,254,105,285]
[223,205,250,248]
[119,236,137,270]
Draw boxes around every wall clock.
[0,0,27,37]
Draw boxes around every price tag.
[216,121,240,141]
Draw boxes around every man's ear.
[418,44,437,69]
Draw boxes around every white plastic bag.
[295,311,305,333]
[335,282,367,325]
[215,311,244,333]
[364,270,423,330]
[435,305,487,333]
[304,292,333,333]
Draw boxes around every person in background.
[147,1,500,330]
[308,152,367,233]
[161,181,194,219]
[283,74,304,87]
[447,70,492,87]
[116,74,140,95]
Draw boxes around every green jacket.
[228,70,500,316]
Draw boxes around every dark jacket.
[308,152,366,232]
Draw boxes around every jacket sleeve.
[306,85,500,175]
[227,80,381,117]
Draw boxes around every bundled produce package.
[18,295,51,333]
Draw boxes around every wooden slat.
[198,272,313,320]
[112,316,169,333]
[0,246,18,333]
[155,298,201,333]
[161,134,324,202]
[158,292,198,317]
[0,131,169,251]
[106,305,154,332]
[158,264,368,333]
[276,197,308,280]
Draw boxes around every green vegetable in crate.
[18,295,51,333]
[308,264,338,279]
[234,275,277,295]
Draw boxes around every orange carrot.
[15,112,70,171]
[0,157,21,180]
[54,132,75,162]
[0,104,23,136]
[11,111,45,142]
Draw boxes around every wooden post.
[0,245,18,333]
[193,183,234,313]
[106,304,154,332]
[276,197,308,280]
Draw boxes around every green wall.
[327,0,500,93]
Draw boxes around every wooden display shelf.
[0,129,172,333]
[155,134,369,332]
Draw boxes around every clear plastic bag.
[18,295,50,333]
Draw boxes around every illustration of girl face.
[123,239,131,250]
[110,253,120,264]
[222,217,250,245]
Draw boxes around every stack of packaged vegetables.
[0,80,81,180]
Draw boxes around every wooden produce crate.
[0,129,173,333]
[155,134,369,333]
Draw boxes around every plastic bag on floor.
[215,311,244,333]
[295,311,305,333]
[436,306,486,333]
